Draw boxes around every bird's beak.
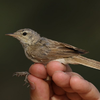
[6,34,18,38]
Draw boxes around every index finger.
[46,61,72,76]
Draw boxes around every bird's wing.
[45,38,88,58]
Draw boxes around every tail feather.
[69,55,100,70]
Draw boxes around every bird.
[6,28,100,81]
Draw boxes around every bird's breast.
[24,45,51,64]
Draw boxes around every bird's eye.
[22,32,27,36]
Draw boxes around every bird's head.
[6,28,40,46]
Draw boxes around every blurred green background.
[1,0,100,100]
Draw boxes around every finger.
[52,71,84,99]
[66,92,82,100]
[53,71,100,100]
[47,61,72,76]
[51,95,69,100]
[52,71,71,87]
[70,75,100,100]
[29,64,47,79]
[52,82,65,95]
[52,71,83,88]
[28,75,50,100]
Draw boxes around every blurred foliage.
[1,0,100,100]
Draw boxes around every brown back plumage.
[43,38,88,58]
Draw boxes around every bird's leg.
[45,75,51,81]
[13,71,29,85]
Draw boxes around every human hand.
[28,61,100,100]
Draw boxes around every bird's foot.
[13,71,30,86]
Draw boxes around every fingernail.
[29,82,35,90]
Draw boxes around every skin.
[28,61,100,100]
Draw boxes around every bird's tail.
[67,55,100,70]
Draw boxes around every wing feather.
[45,38,88,58]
